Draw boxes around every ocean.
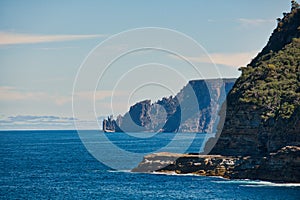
[0,130,299,199]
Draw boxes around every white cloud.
[54,96,71,106]
[74,90,128,101]
[0,86,128,106]
[0,86,71,105]
[237,18,274,27]
[38,46,79,50]
[0,86,47,101]
[170,51,259,68]
[0,115,76,130]
[0,32,107,45]
[206,51,258,67]
[0,114,106,130]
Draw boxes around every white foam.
[112,170,300,187]
[152,171,210,177]
[242,181,300,187]
[107,169,132,173]
[213,179,300,187]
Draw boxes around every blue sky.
[0,0,291,129]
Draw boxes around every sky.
[0,0,291,129]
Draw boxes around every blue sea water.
[0,130,299,200]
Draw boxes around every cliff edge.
[132,4,300,183]
[209,5,300,156]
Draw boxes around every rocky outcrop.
[132,146,300,183]
[102,115,123,132]
[103,79,236,133]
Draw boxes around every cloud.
[74,90,128,101]
[207,19,216,23]
[237,18,274,27]
[0,115,77,130]
[170,51,259,68]
[6,115,76,122]
[0,86,128,106]
[0,32,107,45]
[38,46,79,50]
[0,114,105,130]
[207,51,258,67]
[0,86,71,105]
[206,18,274,27]
[54,96,71,106]
[0,86,47,101]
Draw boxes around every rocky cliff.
[208,6,300,156]
[132,4,300,182]
[103,79,236,133]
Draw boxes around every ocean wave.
[111,170,300,187]
[152,171,200,176]
[107,169,132,173]
[213,179,300,187]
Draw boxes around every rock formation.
[132,146,300,183]
[102,115,123,132]
[103,79,236,133]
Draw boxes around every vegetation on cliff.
[232,6,300,121]
[237,38,300,120]
[209,3,300,157]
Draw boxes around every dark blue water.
[0,130,299,199]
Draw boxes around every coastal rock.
[103,79,236,133]
[132,146,300,182]
[102,115,123,132]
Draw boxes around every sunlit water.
[0,130,299,199]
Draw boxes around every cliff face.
[209,7,300,156]
[103,79,236,133]
[132,5,300,183]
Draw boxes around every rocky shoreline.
[132,146,300,183]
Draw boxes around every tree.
[276,18,281,23]
[291,0,300,10]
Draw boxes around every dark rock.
[103,78,236,133]
[103,115,123,132]
[132,146,300,183]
